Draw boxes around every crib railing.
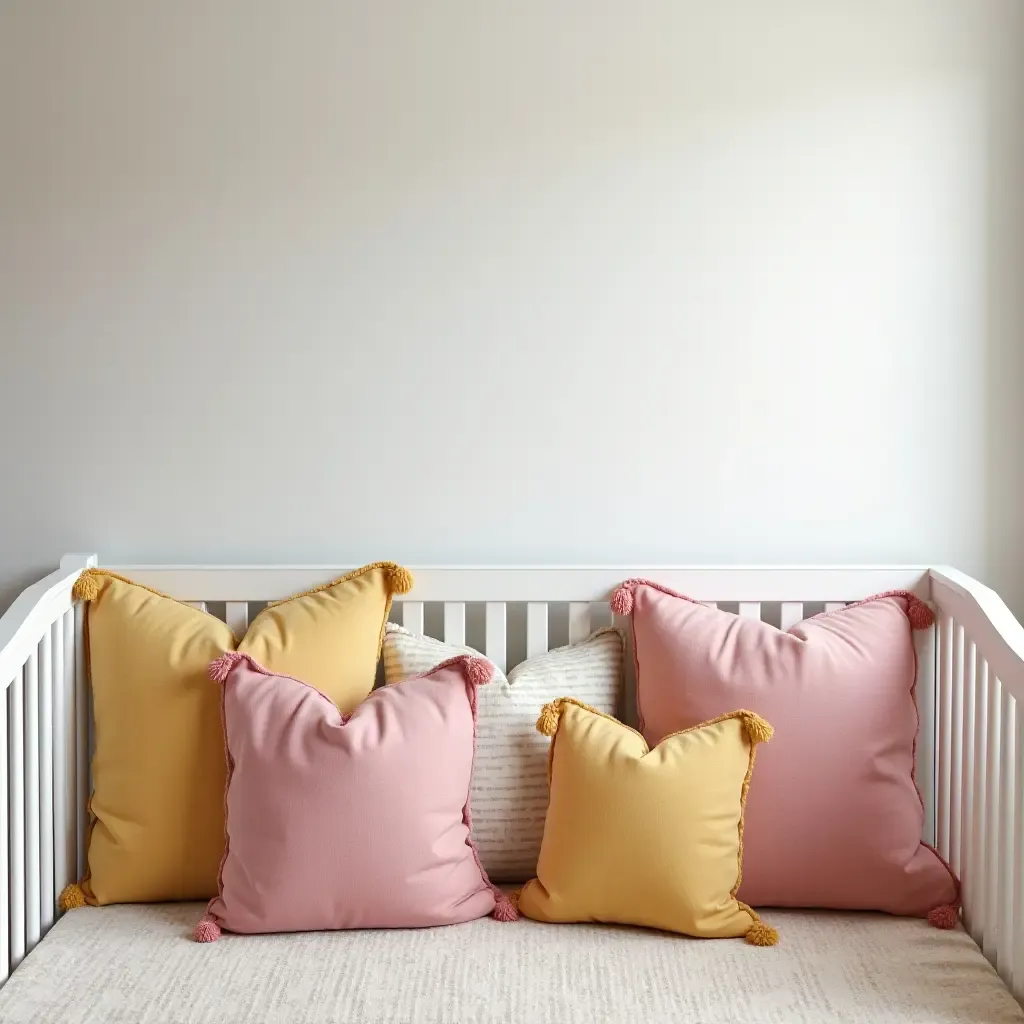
[929,567,1024,992]
[0,554,93,985]
[1,559,1023,1002]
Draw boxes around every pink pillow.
[193,652,516,941]
[612,580,959,924]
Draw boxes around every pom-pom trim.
[928,902,960,929]
[59,883,87,911]
[745,919,779,946]
[193,915,222,943]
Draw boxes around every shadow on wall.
[982,31,1024,618]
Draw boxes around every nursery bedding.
[0,903,1019,1024]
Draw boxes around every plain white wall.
[2,1,1022,613]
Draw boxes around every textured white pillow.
[382,623,624,882]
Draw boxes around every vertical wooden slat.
[969,652,989,944]
[949,622,964,876]
[738,602,761,621]
[824,602,845,613]
[1013,706,1024,1000]
[936,615,953,860]
[10,669,26,970]
[526,603,548,659]
[225,602,249,639]
[568,603,591,645]
[443,603,466,648]
[780,602,803,631]
[960,638,977,914]
[25,651,41,951]
[485,603,507,674]
[0,676,9,984]
[39,631,55,933]
[75,604,88,879]
[984,674,1003,964]
[62,609,77,890]
[402,601,424,636]
[996,689,1015,984]
[51,618,66,909]
[915,621,937,845]
[185,601,207,612]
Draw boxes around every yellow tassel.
[536,700,563,737]
[387,565,414,595]
[59,883,87,911]
[745,919,779,946]
[71,570,101,603]
[740,711,774,746]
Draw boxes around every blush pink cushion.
[613,580,958,920]
[194,652,513,939]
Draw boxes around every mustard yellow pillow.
[518,699,778,945]
[60,562,412,907]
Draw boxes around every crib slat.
[780,602,803,631]
[825,602,845,613]
[39,631,55,933]
[62,610,77,890]
[738,602,760,621]
[402,601,424,636]
[51,619,66,907]
[443,603,466,647]
[936,615,953,860]
[961,639,977,912]
[526,603,548,659]
[1013,707,1024,999]
[984,674,1003,964]
[25,651,41,951]
[568,603,591,645]
[225,601,248,638]
[485,603,507,674]
[969,652,989,943]
[1,676,8,984]
[75,604,88,879]
[10,669,26,970]
[185,601,207,612]
[996,689,1015,984]
[949,623,964,876]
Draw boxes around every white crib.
[1,556,1023,1015]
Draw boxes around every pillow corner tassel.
[192,913,222,943]
[490,887,520,923]
[58,882,87,911]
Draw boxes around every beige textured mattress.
[0,903,1020,1024]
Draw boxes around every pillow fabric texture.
[382,624,624,882]
[517,698,778,945]
[193,651,516,940]
[60,563,412,908]
[611,579,960,924]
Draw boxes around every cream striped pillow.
[382,623,624,883]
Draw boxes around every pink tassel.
[465,657,494,687]
[192,914,222,943]
[208,652,243,682]
[491,891,519,922]
[927,904,959,929]
[609,585,634,617]
[906,596,936,631]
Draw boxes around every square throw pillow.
[60,562,412,908]
[382,624,624,882]
[193,652,516,940]
[518,698,778,945]
[611,579,959,924]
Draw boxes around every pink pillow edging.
[193,650,517,943]
[611,578,961,929]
